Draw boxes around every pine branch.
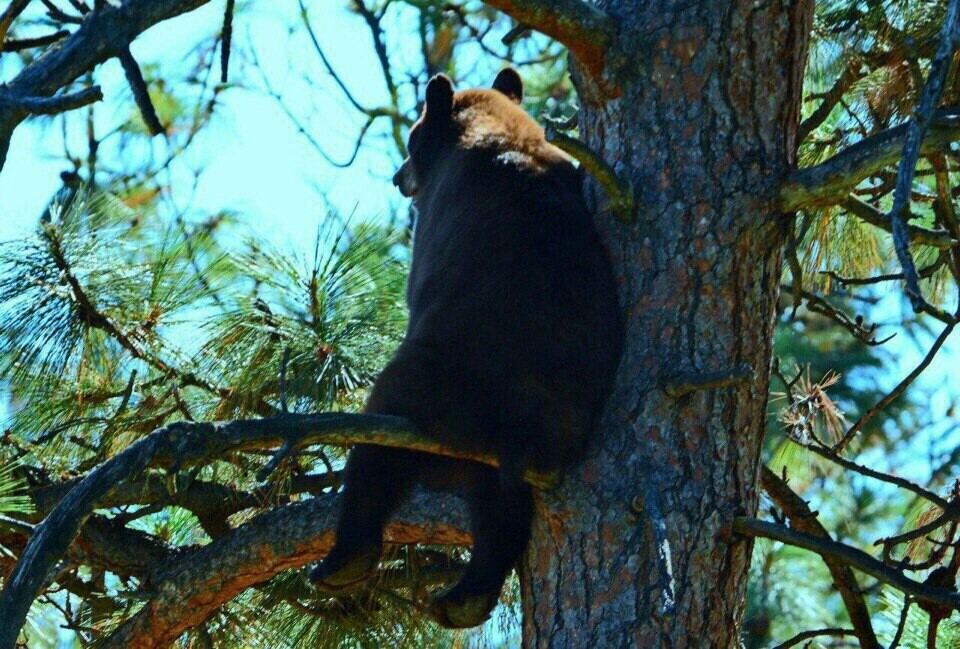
[779,108,960,211]
[732,517,960,612]
[101,490,470,647]
[0,412,554,645]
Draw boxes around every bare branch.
[820,255,945,287]
[662,363,754,398]
[841,196,957,250]
[0,0,215,171]
[1,29,69,52]
[481,0,616,80]
[219,0,233,83]
[760,466,879,648]
[780,284,895,346]
[543,118,634,222]
[779,109,960,211]
[0,85,102,115]
[802,444,948,508]
[732,517,960,612]
[772,628,856,649]
[118,46,164,136]
[102,490,470,647]
[0,0,31,45]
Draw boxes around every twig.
[731,517,960,612]
[771,628,856,649]
[889,596,913,649]
[886,0,960,312]
[820,256,945,287]
[834,322,955,452]
[118,46,163,136]
[220,0,233,83]
[40,0,82,23]
[543,119,635,222]
[780,284,895,346]
[842,196,957,250]
[803,444,948,508]
[0,0,31,46]
[0,86,102,115]
[501,22,530,45]
[255,438,294,482]
[1,29,69,52]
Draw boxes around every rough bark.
[520,2,813,646]
[104,490,470,648]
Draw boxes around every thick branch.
[0,412,549,647]
[732,517,960,612]
[103,490,470,647]
[760,467,879,648]
[481,0,616,80]
[779,109,960,211]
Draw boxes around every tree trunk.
[521,1,813,646]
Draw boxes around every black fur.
[310,70,622,629]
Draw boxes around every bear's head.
[392,68,557,198]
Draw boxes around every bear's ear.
[425,74,454,118]
[492,68,523,103]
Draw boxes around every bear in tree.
[309,68,622,629]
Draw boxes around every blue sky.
[0,2,404,247]
[1,0,958,483]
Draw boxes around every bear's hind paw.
[425,587,499,629]
[308,545,380,594]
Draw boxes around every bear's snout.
[393,159,419,198]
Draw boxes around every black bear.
[309,68,622,629]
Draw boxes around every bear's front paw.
[426,584,499,629]
[308,544,381,594]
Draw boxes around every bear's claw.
[426,587,499,629]
[308,545,380,594]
